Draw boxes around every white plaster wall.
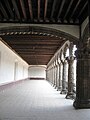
[0,39,29,85]
[81,17,89,36]
[0,23,79,38]
[29,65,46,79]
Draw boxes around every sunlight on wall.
[29,65,46,79]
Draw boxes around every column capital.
[75,42,90,59]
[66,56,75,64]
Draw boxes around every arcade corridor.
[0,80,90,120]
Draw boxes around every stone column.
[66,42,75,99]
[73,42,90,108]
[52,65,54,85]
[57,62,62,91]
[60,59,67,94]
[55,63,58,89]
[66,56,75,99]
[54,62,56,88]
[56,62,60,90]
[53,63,56,87]
[73,1,90,108]
[49,67,51,84]
[46,69,48,81]
[51,65,54,85]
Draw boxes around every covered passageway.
[0,1,90,119]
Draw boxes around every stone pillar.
[46,69,48,81]
[60,59,67,94]
[53,63,56,87]
[56,62,60,90]
[73,1,90,108]
[53,60,57,88]
[55,63,58,89]
[73,42,90,108]
[66,42,75,99]
[52,65,54,85]
[66,56,75,99]
[57,62,62,91]
[51,65,54,85]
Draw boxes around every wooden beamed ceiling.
[0,0,88,65]
[1,33,65,65]
[0,0,88,24]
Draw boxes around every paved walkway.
[0,80,90,120]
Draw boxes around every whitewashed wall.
[0,39,29,85]
[28,65,46,79]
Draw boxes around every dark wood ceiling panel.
[38,0,40,20]
[77,1,88,19]
[32,0,37,20]
[63,0,74,20]
[44,0,48,20]
[0,0,88,65]
[50,0,56,19]
[0,0,88,24]
[57,0,66,19]
[69,0,81,19]
[19,0,27,19]
[28,0,33,20]
[1,33,65,65]
[11,0,20,20]
[0,1,9,19]
[3,0,14,19]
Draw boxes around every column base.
[66,92,76,99]
[54,85,58,89]
[53,84,55,87]
[73,99,90,109]
[57,86,62,91]
[60,89,67,94]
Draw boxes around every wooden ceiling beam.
[18,52,54,55]
[28,0,33,20]
[44,0,48,20]
[13,50,57,54]
[38,0,40,20]
[69,0,81,19]
[9,44,60,49]
[17,49,55,51]
[77,1,88,18]
[5,37,61,41]
[63,0,74,19]
[0,1,9,19]
[11,0,21,19]
[3,35,61,39]
[6,40,61,44]
[51,0,56,18]
[3,0,14,19]
[12,46,56,51]
[57,0,65,19]
[19,0,27,19]
[20,54,52,57]
[4,37,60,41]
[9,42,61,45]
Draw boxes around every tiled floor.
[0,80,90,120]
